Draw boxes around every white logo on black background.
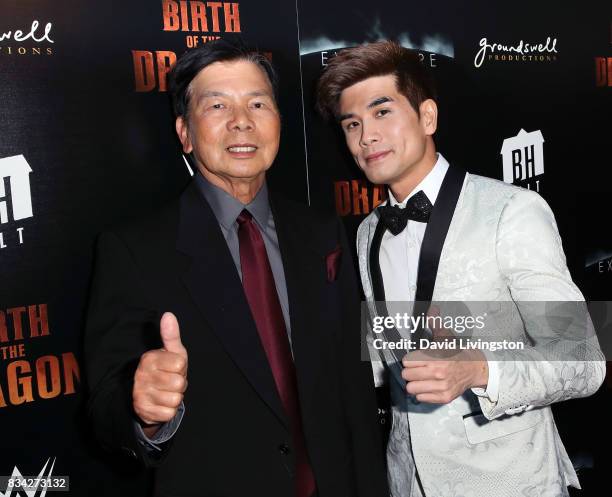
[0,458,56,497]
[0,155,33,224]
[474,37,557,68]
[0,20,54,56]
[300,18,453,70]
[0,154,33,248]
[500,129,544,191]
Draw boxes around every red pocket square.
[326,245,342,282]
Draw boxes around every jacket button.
[278,444,290,455]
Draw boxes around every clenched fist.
[401,349,488,404]
[401,306,488,404]
[133,312,188,437]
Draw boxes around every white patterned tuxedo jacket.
[357,170,605,497]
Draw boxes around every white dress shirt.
[378,153,498,402]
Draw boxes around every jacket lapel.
[269,194,329,413]
[176,183,287,427]
[415,167,467,303]
[364,167,467,355]
[369,214,387,302]
[366,214,409,372]
[411,166,467,342]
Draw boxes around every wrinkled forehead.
[186,60,276,109]
[196,60,273,91]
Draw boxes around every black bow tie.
[378,190,433,235]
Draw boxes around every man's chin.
[361,163,395,186]
[225,162,269,178]
[363,171,391,186]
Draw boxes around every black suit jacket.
[84,180,388,497]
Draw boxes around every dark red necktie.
[236,209,316,497]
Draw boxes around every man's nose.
[359,121,380,147]
[228,106,254,132]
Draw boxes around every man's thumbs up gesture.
[133,312,188,437]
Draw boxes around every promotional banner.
[1,0,609,495]
[1,1,306,494]
[296,0,611,494]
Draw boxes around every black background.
[1,0,610,495]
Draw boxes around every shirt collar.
[388,153,449,207]
[194,172,271,230]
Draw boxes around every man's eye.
[252,102,265,109]
[211,103,224,110]
[346,121,359,131]
[376,109,390,117]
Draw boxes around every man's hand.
[400,305,488,404]
[401,349,488,404]
[133,312,188,437]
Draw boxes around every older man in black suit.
[84,39,388,497]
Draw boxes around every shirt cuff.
[471,360,499,403]
[134,402,185,452]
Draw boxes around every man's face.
[338,74,436,189]
[176,59,280,187]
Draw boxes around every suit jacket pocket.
[463,409,542,444]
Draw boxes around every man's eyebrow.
[247,89,273,97]
[195,89,273,106]
[338,96,395,121]
[198,90,227,99]
[198,89,272,98]
[367,96,394,108]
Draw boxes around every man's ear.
[419,99,438,136]
[175,116,193,154]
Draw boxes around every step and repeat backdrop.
[1,0,610,495]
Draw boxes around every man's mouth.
[227,145,258,153]
[365,150,391,163]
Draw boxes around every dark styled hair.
[315,40,437,121]
[168,38,278,118]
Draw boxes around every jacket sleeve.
[477,189,606,419]
[84,231,169,466]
